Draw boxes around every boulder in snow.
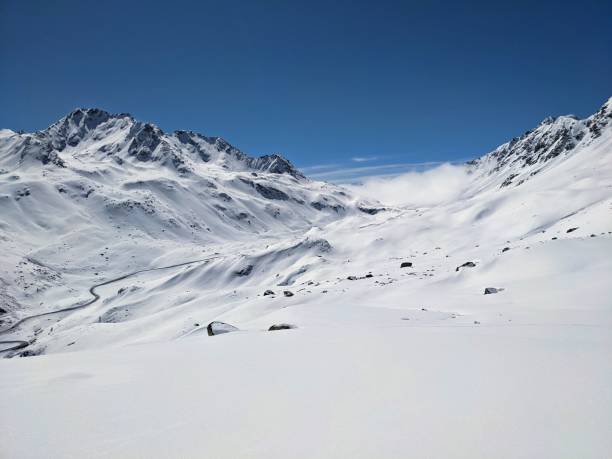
[207,321,239,336]
[400,262,413,268]
[268,323,296,331]
[456,261,476,272]
[235,265,253,276]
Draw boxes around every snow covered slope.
[0,108,371,341]
[0,99,611,458]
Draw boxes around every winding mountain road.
[0,258,213,354]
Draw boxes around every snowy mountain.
[0,108,378,341]
[0,99,611,353]
[2,108,306,177]
[0,99,611,458]
[468,97,612,188]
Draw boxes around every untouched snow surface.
[1,99,611,458]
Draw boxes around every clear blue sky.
[1,0,610,175]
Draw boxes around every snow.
[1,325,610,459]
[0,100,611,458]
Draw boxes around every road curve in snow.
[0,258,214,354]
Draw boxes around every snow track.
[0,258,213,354]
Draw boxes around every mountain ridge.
[4,98,611,185]
[468,97,612,188]
[2,107,305,179]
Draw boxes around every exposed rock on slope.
[1,108,306,178]
[468,97,612,188]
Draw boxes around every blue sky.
[1,0,610,179]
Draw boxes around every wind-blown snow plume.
[347,163,472,207]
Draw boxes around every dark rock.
[358,206,385,215]
[456,261,476,272]
[217,192,233,202]
[268,323,296,331]
[207,321,239,336]
[501,173,519,187]
[502,247,510,252]
[246,154,305,179]
[283,290,294,297]
[347,275,358,281]
[235,265,254,277]
[128,123,162,161]
[400,262,412,268]
[263,289,275,296]
[254,183,289,200]
[310,201,344,212]
[20,348,45,357]
[174,130,211,162]
[364,273,373,278]
[590,234,596,238]
[484,287,499,295]
[566,227,578,233]
[552,237,558,240]
[0,307,6,315]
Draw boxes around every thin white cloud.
[308,160,463,183]
[351,156,379,163]
[299,163,342,173]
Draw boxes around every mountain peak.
[56,108,133,131]
[5,109,305,179]
[470,96,611,188]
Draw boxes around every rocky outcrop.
[207,321,239,336]
[468,97,612,188]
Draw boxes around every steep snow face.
[468,97,612,189]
